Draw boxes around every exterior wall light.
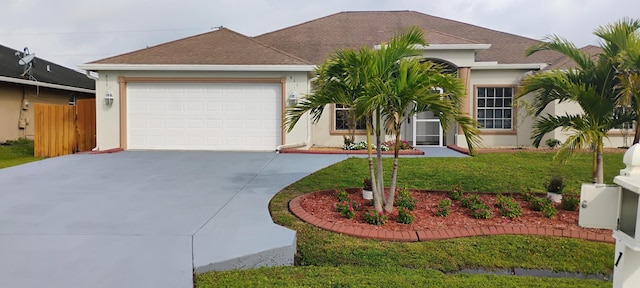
[287,91,298,106]
[105,90,114,106]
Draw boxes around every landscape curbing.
[289,192,615,244]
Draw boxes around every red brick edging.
[289,191,614,244]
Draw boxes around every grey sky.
[1,0,638,71]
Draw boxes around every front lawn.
[0,139,42,169]
[196,151,621,287]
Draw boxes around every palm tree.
[287,26,479,212]
[361,59,479,211]
[594,18,640,144]
[518,36,634,183]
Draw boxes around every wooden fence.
[34,99,96,157]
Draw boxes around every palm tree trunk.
[591,146,598,184]
[366,119,383,212]
[375,109,384,206]
[385,124,402,212]
[596,141,604,184]
[634,114,640,144]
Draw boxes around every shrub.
[396,188,417,211]
[545,138,561,148]
[531,197,552,212]
[363,209,387,225]
[496,195,522,218]
[397,208,415,224]
[461,194,481,208]
[522,189,536,202]
[470,203,492,219]
[336,199,358,219]
[382,140,413,150]
[561,191,580,211]
[343,141,389,151]
[542,204,557,218]
[546,175,565,194]
[435,198,452,217]
[336,189,349,202]
[449,185,463,200]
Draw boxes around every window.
[614,106,634,130]
[334,104,366,131]
[476,87,513,130]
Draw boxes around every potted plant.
[362,178,373,200]
[546,175,564,203]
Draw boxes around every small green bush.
[336,198,358,219]
[397,207,414,224]
[561,192,580,211]
[542,204,557,218]
[363,209,387,225]
[396,188,417,210]
[496,194,522,218]
[470,203,492,219]
[448,185,463,200]
[336,189,349,202]
[531,197,552,212]
[522,189,536,202]
[435,198,452,217]
[461,194,481,208]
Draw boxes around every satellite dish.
[18,53,35,66]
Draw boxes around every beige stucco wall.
[421,49,478,67]
[456,68,536,148]
[0,82,93,142]
[548,99,633,148]
[93,70,311,151]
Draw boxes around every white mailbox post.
[611,144,640,287]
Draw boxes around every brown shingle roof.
[255,11,564,65]
[90,28,311,65]
[545,45,603,70]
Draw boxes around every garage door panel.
[127,82,281,151]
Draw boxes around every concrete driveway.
[0,151,347,288]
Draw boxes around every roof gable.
[255,11,564,65]
[91,28,311,65]
[0,45,95,90]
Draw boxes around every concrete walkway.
[0,151,346,288]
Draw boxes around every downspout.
[84,70,100,151]
[276,77,313,152]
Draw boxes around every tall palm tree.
[594,18,640,144]
[518,36,634,183]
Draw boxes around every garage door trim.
[118,77,286,150]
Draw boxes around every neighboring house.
[0,45,95,142]
[78,10,629,151]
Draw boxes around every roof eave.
[78,64,316,72]
[415,44,492,51]
[471,63,548,70]
[0,76,95,94]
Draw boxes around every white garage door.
[127,82,281,151]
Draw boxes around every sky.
[1,0,639,71]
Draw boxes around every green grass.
[197,151,622,287]
[197,266,609,287]
[0,139,42,168]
